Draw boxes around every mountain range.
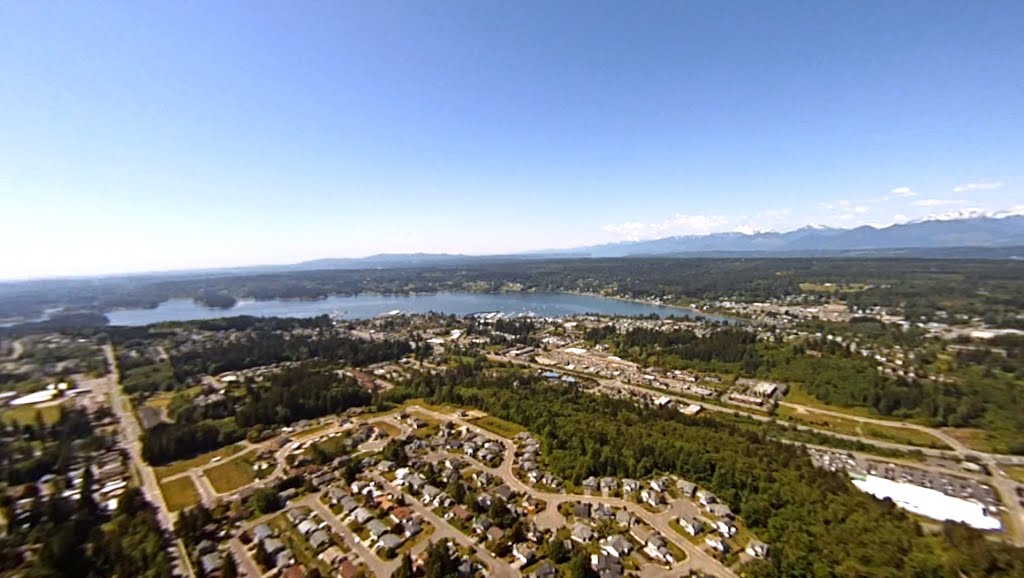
[565,215,1024,258]
[283,215,1024,268]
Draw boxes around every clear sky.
[1,1,1022,279]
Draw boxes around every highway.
[102,343,197,577]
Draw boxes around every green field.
[946,428,1000,453]
[778,406,949,449]
[860,423,949,449]
[154,444,245,480]
[470,415,526,438]
[159,476,201,512]
[205,453,257,493]
[0,401,66,426]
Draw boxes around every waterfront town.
[2,287,1023,578]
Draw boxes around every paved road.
[229,537,264,578]
[102,344,197,577]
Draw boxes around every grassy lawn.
[779,406,949,449]
[859,423,949,449]
[154,444,245,480]
[776,405,862,437]
[373,421,402,437]
[0,401,66,426]
[159,476,201,512]
[1002,465,1024,484]
[205,454,257,493]
[399,398,463,415]
[470,415,526,438]
[946,428,1000,453]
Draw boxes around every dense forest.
[387,363,1024,578]
[141,364,370,464]
[5,258,1024,328]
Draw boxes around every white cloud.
[953,180,1003,193]
[602,213,731,240]
[852,205,869,214]
[912,198,966,207]
[889,186,918,198]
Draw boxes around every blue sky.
[1,1,1022,279]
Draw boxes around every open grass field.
[0,401,67,426]
[946,428,1000,453]
[776,405,863,437]
[778,406,949,449]
[159,476,201,512]
[372,421,402,437]
[999,465,1024,483]
[205,453,257,493]
[860,423,949,449]
[470,415,526,438]
[154,444,245,480]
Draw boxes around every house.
[573,503,591,520]
[286,507,311,525]
[599,477,617,493]
[643,536,675,565]
[615,509,635,527]
[487,526,505,543]
[200,552,223,576]
[473,515,494,535]
[582,477,600,492]
[390,506,414,524]
[252,523,274,542]
[590,554,624,578]
[678,517,704,536]
[649,477,670,492]
[326,487,348,504]
[592,503,614,520]
[309,529,331,551]
[449,505,473,523]
[494,484,516,501]
[263,537,286,556]
[746,540,770,558]
[600,535,632,558]
[339,496,360,515]
[377,533,404,554]
[274,550,294,569]
[513,543,536,565]
[706,503,733,519]
[571,523,595,544]
[696,491,716,507]
[714,520,737,537]
[367,519,391,540]
[422,485,443,504]
[621,479,641,494]
[403,519,423,538]
[319,545,345,567]
[297,519,318,537]
[530,560,558,578]
[705,536,729,553]
[350,507,374,525]
[676,480,697,497]
[640,489,663,507]
[630,525,653,545]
